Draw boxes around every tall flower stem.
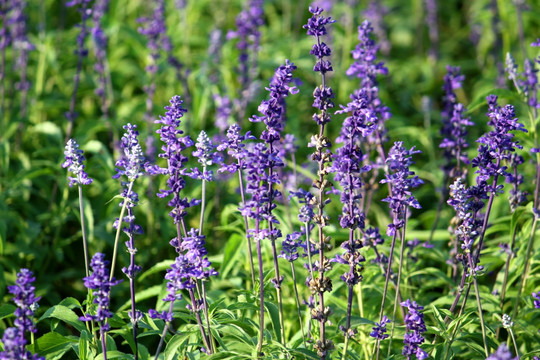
[387,216,408,358]
[267,144,286,345]
[255,217,264,356]
[78,185,90,278]
[290,262,306,347]
[198,175,206,235]
[467,253,489,356]
[375,230,397,360]
[100,327,108,360]
[154,301,175,358]
[109,181,134,282]
[238,169,256,286]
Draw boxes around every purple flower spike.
[533,291,540,309]
[62,139,93,187]
[191,130,223,181]
[486,344,518,360]
[370,315,390,340]
[80,253,122,332]
[114,123,157,181]
[401,299,428,360]
[7,269,41,338]
[217,123,256,174]
[381,142,423,236]
[0,327,44,360]
[155,96,199,224]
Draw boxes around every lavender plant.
[64,0,92,141]
[80,253,122,360]
[304,7,336,358]
[62,138,93,277]
[0,269,43,360]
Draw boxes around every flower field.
[0,0,539,359]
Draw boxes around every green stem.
[109,181,134,282]
[291,262,306,347]
[78,185,90,278]
[387,216,408,358]
[511,217,538,322]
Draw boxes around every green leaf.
[39,305,86,332]
[59,297,83,309]
[467,88,522,113]
[264,301,282,344]
[94,351,134,360]
[220,233,244,278]
[29,332,78,360]
[78,330,92,360]
[0,304,15,320]
[164,333,190,360]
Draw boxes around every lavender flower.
[155,95,198,224]
[279,232,302,262]
[62,139,93,187]
[486,344,518,360]
[250,59,298,143]
[370,315,390,340]
[191,130,223,181]
[533,291,540,309]
[424,0,439,60]
[64,0,92,139]
[80,253,121,331]
[304,6,336,358]
[217,123,255,174]
[0,327,43,360]
[440,66,473,178]
[114,123,157,181]
[7,0,33,118]
[401,299,428,360]
[472,96,526,193]
[381,142,423,236]
[227,0,264,91]
[364,1,391,55]
[90,0,111,116]
[8,269,40,337]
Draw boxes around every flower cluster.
[401,299,428,360]
[472,95,526,193]
[150,229,217,321]
[0,327,43,360]
[8,269,41,335]
[533,291,540,309]
[279,232,302,262]
[155,96,199,224]
[217,123,255,174]
[381,142,423,236]
[62,139,93,187]
[80,253,122,331]
[506,50,538,109]
[90,0,110,105]
[250,60,298,144]
[440,66,473,177]
[370,315,390,340]
[241,143,280,232]
[346,20,391,126]
[191,130,222,181]
[227,0,264,89]
[114,123,157,181]
[0,269,43,359]
[486,344,518,360]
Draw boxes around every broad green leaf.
[220,233,244,278]
[39,305,86,332]
[0,304,15,320]
[95,351,134,360]
[29,332,77,360]
[165,333,191,360]
[264,301,282,344]
[78,330,92,360]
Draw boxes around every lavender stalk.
[304,7,336,358]
[62,139,93,277]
